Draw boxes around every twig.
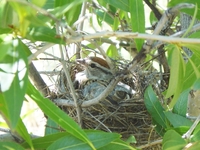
[75,1,88,59]
[55,23,82,126]
[28,43,55,64]
[144,0,162,20]
[182,114,200,139]
[137,139,162,149]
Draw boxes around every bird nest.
[55,63,162,149]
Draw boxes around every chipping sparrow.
[75,57,134,104]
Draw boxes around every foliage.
[0,0,200,149]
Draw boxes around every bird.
[76,56,113,82]
[74,56,135,105]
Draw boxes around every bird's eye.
[90,63,96,68]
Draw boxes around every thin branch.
[55,23,82,126]
[144,0,162,20]
[182,114,200,139]
[66,31,200,45]
[153,23,200,49]
[28,43,55,64]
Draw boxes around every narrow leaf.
[144,86,167,128]
[45,118,60,135]
[26,82,95,149]
[22,132,69,149]
[26,26,65,44]
[0,39,28,129]
[104,0,129,12]
[47,131,120,150]
[166,45,185,108]
[129,0,145,51]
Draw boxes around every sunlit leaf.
[106,45,119,58]
[166,45,185,108]
[0,39,29,129]
[9,2,37,36]
[129,0,145,51]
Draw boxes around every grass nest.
[55,62,162,149]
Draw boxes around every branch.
[66,31,200,45]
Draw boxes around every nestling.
[75,56,135,104]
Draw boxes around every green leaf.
[99,139,136,150]
[164,111,192,128]
[45,118,61,135]
[183,54,200,90]
[30,0,46,7]
[26,26,65,44]
[47,130,120,150]
[47,135,92,150]
[0,1,17,29]
[162,130,186,150]
[192,130,200,142]
[0,38,28,129]
[174,126,190,135]
[22,132,70,149]
[186,141,200,150]
[129,0,145,51]
[104,0,129,12]
[106,45,119,58]
[53,0,83,26]
[16,119,33,149]
[0,27,12,34]
[181,4,198,38]
[9,1,37,36]
[144,86,167,128]
[26,82,95,149]
[173,89,190,116]
[0,142,25,150]
[95,9,114,25]
[166,45,185,108]
[126,135,137,144]
[0,41,12,61]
